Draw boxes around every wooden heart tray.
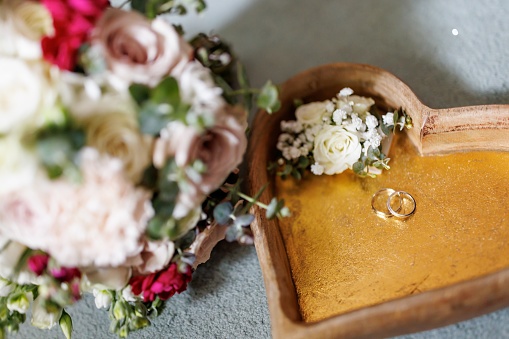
[246,63,509,338]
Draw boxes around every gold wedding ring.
[372,188,416,220]
[371,188,402,218]
[387,190,416,219]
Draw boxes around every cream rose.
[0,57,41,133]
[313,125,362,175]
[0,0,53,59]
[92,8,193,87]
[295,101,330,126]
[71,93,153,183]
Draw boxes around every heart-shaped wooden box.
[246,63,509,338]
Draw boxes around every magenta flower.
[27,254,49,276]
[41,0,110,70]
[130,263,192,302]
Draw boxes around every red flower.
[41,0,110,70]
[50,267,82,282]
[27,254,49,276]
[130,263,192,302]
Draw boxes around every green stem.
[236,192,269,209]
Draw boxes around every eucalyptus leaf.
[213,202,233,225]
[352,161,365,175]
[234,214,255,227]
[138,103,172,135]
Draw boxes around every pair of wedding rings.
[371,188,416,219]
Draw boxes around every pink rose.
[92,8,193,87]
[41,0,109,70]
[191,113,248,194]
[153,111,247,218]
[129,263,192,302]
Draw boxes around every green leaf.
[152,197,175,218]
[129,84,151,106]
[256,81,281,114]
[380,121,392,136]
[214,202,233,225]
[152,77,180,105]
[130,0,147,14]
[146,216,167,240]
[297,156,310,169]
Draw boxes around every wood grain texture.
[246,63,509,338]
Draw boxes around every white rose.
[313,125,362,175]
[0,0,53,59]
[0,134,42,196]
[71,93,153,183]
[0,57,41,133]
[295,101,330,126]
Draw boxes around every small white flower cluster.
[276,88,395,176]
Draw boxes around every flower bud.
[59,310,73,339]
[7,292,30,314]
[132,316,150,329]
[31,297,62,329]
[93,289,112,309]
[0,278,14,297]
[112,301,127,320]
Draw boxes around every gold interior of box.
[276,133,509,322]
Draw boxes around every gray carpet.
[14,0,509,338]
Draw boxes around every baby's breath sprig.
[270,89,413,180]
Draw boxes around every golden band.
[387,190,416,219]
[371,188,402,218]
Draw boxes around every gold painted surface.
[276,134,509,323]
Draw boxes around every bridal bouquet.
[271,88,413,179]
[0,0,284,337]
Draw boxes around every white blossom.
[338,87,354,97]
[310,162,324,175]
[365,114,378,130]
[332,109,348,123]
[382,112,394,126]
[93,289,112,309]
